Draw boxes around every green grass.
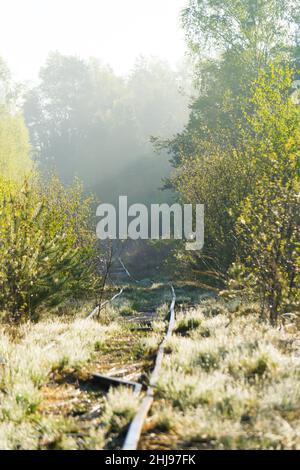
[0,316,141,450]
[2,286,299,450]
[116,283,171,313]
[142,299,300,450]
[0,281,171,450]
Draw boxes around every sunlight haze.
[0,0,188,81]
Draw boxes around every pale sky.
[0,0,188,82]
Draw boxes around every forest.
[0,0,299,452]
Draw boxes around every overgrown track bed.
[137,300,300,451]
[84,282,177,450]
[0,281,175,450]
[62,282,173,449]
[122,285,176,450]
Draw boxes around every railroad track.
[87,282,176,450]
[122,284,176,450]
[84,258,177,450]
[41,258,177,450]
[86,287,124,320]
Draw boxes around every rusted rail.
[92,373,142,394]
[122,285,176,450]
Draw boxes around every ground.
[0,284,299,450]
[140,299,300,450]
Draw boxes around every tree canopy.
[24,53,190,204]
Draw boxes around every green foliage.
[183,0,299,56]
[0,176,98,320]
[172,143,251,278]
[163,0,299,167]
[162,1,299,323]
[234,66,300,322]
[173,63,300,320]
[0,57,32,183]
[0,106,33,182]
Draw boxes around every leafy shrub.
[0,175,99,320]
[234,65,300,323]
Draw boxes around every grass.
[0,317,141,450]
[116,283,171,313]
[140,299,300,450]
[0,282,171,450]
[103,388,141,449]
[2,284,299,450]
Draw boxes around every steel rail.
[87,255,137,320]
[86,287,124,319]
[118,257,141,284]
[118,257,156,285]
[122,285,176,450]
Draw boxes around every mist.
[23,53,192,205]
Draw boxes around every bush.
[0,175,99,320]
[234,65,300,323]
